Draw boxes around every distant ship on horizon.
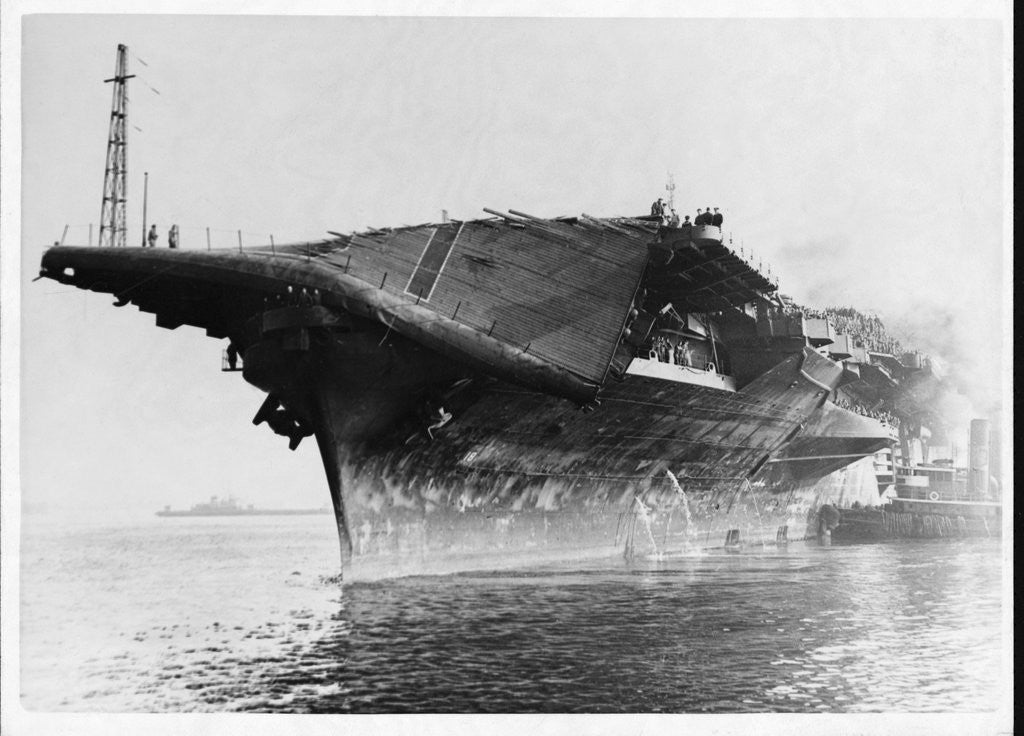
[156,495,332,517]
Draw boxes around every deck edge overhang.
[40,245,600,405]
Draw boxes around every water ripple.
[20,518,1005,713]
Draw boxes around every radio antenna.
[98,44,135,247]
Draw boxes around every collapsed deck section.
[303,215,653,387]
[40,214,657,404]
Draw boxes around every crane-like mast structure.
[98,44,134,247]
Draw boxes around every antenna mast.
[665,172,676,211]
[99,44,135,247]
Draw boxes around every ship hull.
[301,363,886,579]
[231,320,891,580]
[331,454,883,580]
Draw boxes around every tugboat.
[832,419,1002,540]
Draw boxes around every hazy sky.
[11,9,1010,515]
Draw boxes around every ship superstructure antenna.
[665,172,676,211]
[98,44,135,248]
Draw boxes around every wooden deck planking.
[314,218,649,384]
[439,220,647,382]
[286,215,777,392]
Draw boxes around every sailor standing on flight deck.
[711,208,723,227]
[168,224,179,249]
[147,224,158,248]
[668,209,681,228]
[651,198,666,218]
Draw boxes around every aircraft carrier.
[39,45,994,580]
[40,214,921,580]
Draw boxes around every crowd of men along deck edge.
[650,197,723,230]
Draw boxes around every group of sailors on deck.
[649,199,724,229]
[650,336,694,367]
[778,301,907,356]
[834,397,901,430]
[263,285,322,309]
[144,223,179,248]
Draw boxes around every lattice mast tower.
[98,44,135,247]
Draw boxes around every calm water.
[19,512,1007,714]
